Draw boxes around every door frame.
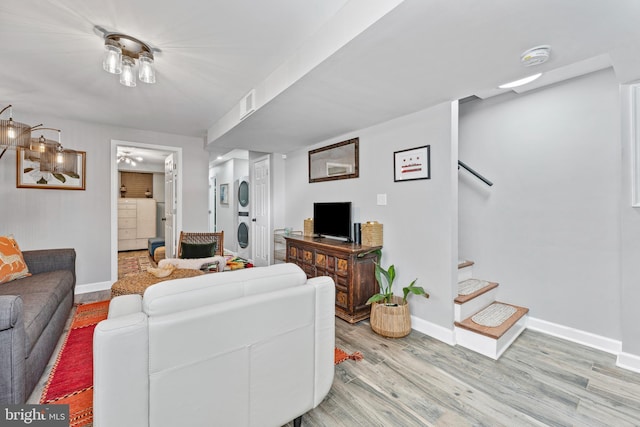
[110,139,183,283]
[251,154,271,265]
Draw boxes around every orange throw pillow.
[0,236,31,284]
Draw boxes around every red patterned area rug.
[40,299,361,426]
[40,300,109,427]
[335,347,363,365]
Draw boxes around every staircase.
[454,260,528,359]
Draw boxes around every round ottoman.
[153,246,166,263]
[111,268,204,298]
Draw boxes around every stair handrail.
[458,160,493,187]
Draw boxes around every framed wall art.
[16,148,86,190]
[394,145,430,182]
[220,183,229,205]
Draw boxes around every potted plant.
[367,252,429,338]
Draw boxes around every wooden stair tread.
[454,302,528,340]
[458,260,474,269]
[454,281,499,304]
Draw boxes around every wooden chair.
[177,231,224,257]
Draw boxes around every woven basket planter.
[370,296,411,338]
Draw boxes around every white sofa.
[93,263,335,427]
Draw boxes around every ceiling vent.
[521,45,551,67]
[239,89,256,121]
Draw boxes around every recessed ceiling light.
[498,73,542,89]
[521,45,551,67]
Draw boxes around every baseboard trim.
[528,317,622,355]
[75,281,111,295]
[617,352,640,374]
[411,315,455,345]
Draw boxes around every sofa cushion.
[0,270,74,355]
[179,242,216,259]
[0,236,31,284]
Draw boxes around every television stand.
[284,235,382,323]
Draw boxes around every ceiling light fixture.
[95,25,158,88]
[498,73,543,89]
[118,151,143,167]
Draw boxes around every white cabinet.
[118,199,157,251]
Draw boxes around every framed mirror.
[308,137,359,183]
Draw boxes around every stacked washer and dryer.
[236,176,251,259]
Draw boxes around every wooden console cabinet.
[285,236,381,323]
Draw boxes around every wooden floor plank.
[285,321,640,427]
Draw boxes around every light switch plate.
[377,194,387,205]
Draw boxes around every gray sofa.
[0,248,76,404]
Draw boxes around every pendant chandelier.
[0,105,36,159]
[95,26,158,88]
[29,128,78,175]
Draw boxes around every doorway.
[110,140,183,283]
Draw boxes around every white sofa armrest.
[307,276,336,406]
[94,312,149,427]
[107,294,142,319]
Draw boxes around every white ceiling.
[3,0,640,157]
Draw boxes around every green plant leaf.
[66,172,80,179]
[402,279,428,303]
[53,173,66,183]
[367,293,387,304]
[37,177,47,184]
[24,167,34,173]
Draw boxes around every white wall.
[459,69,622,339]
[285,101,458,329]
[0,113,209,290]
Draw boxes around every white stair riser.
[458,265,473,282]
[454,314,528,360]
[454,287,498,322]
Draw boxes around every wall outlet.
[377,194,387,205]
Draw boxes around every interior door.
[165,154,178,258]
[252,156,270,266]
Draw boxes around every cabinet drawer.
[118,228,136,240]
[335,289,348,309]
[119,218,136,229]
[288,246,299,260]
[118,200,136,209]
[118,209,136,218]
[336,258,349,275]
[301,264,316,278]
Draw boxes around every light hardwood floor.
[288,319,640,427]
[30,290,640,426]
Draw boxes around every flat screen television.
[313,202,352,241]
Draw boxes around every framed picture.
[394,145,430,182]
[220,183,229,205]
[16,148,86,190]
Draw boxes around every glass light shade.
[39,144,57,173]
[120,56,136,87]
[103,40,123,74]
[29,136,48,153]
[0,119,32,149]
[138,51,156,84]
[57,149,78,175]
